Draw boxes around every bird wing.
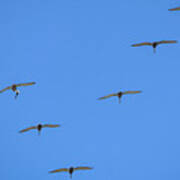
[74,167,93,171]
[15,82,36,87]
[122,90,142,95]
[0,86,12,93]
[157,40,178,45]
[168,7,180,11]
[49,168,68,173]
[98,93,118,100]
[19,126,37,133]
[131,42,152,47]
[43,124,60,128]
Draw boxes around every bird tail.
[153,48,156,53]
[38,130,41,136]
[118,97,121,104]
[14,90,20,99]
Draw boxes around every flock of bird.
[0,81,93,178]
[1,4,180,180]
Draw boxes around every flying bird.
[168,7,180,11]
[98,90,142,103]
[131,40,177,53]
[0,82,36,99]
[49,166,93,178]
[19,124,60,135]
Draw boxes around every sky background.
[0,0,180,180]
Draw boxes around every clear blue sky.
[0,0,180,180]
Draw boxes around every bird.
[131,40,177,53]
[98,90,142,103]
[49,166,93,178]
[168,7,180,11]
[0,82,36,99]
[19,124,60,135]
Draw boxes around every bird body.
[19,124,60,135]
[69,167,74,178]
[11,84,20,99]
[0,82,36,98]
[49,166,93,178]
[12,84,17,91]
[37,124,43,133]
[152,42,159,53]
[98,90,142,103]
[117,92,123,102]
[131,40,177,53]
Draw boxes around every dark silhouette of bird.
[49,166,93,178]
[98,90,142,103]
[19,124,60,135]
[168,7,180,11]
[131,40,177,53]
[0,82,36,99]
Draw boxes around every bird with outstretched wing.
[49,166,93,178]
[19,123,60,134]
[98,90,142,103]
[168,7,180,11]
[132,40,177,53]
[0,82,36,99]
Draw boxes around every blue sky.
[0,0,180,180]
